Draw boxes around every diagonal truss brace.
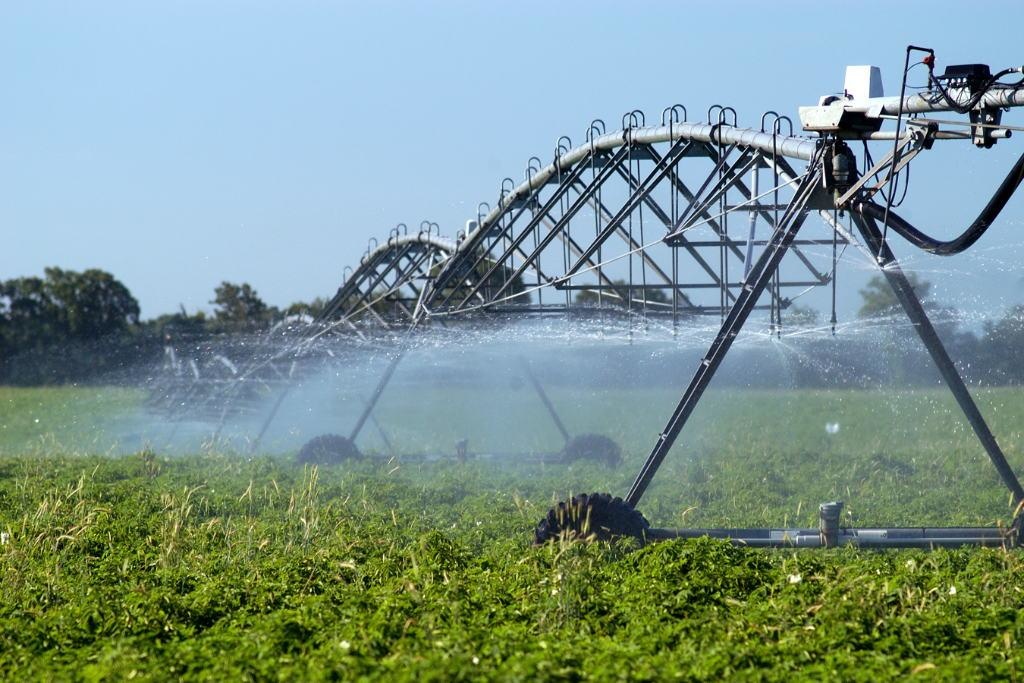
[450,147,632,310]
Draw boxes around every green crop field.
[2,385,1024,680]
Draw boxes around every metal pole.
[742,158,759,277]
[249,385,291,454]
[519,356,571,444]
[349,349,405,443]
[369,413,394,453]
[645,524,1007,548]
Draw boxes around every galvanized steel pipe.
[464,123,819,255]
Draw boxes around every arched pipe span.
[464,122,818,256]
[317,233,457,324]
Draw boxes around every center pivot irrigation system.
[156,47,1024,549]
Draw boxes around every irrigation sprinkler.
[154,47,1024,548]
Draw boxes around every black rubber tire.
[560,434,623,468]
[296,434,362,465]
[533,492,649,545]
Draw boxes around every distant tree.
[0,275,59,356]
[146,305,209,338]
[854,272,983,386]
[977,305,1024,384]
[784,304,820,326]
[211,282,276,330]
[284,297,326,319]
[0,268,143,384]
[43,267,140,338]
[857,273,931,319]
[0,268,139,347]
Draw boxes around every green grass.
[2,385,1024,680]
[0,386,141,456]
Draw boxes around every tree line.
[1,266,1023,386]
[0,268,321,385]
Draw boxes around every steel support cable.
[664,169,803,242]
[319,256,383,322]
[537,215,620,290]
[431,188,535,298]
[323,245,410,322]
[661,163,804,314]
[315,268,430,336]
[317,235,456,323]
[885,115,1024,135]
[340,250,426,324]
[424,232,671,316]
[852,148,1024,255]
[676,146,750,229]
[345,245,419,317]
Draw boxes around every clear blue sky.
[4,0,1024,320]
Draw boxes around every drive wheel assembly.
[560,433,623,468]
[296,434,362,465]
[534,492,649,545]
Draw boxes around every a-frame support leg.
[248,369,397,455]
[249,385,291,453]
[519,356,571,445]
[854,213,1024,507]
[349,349,405,443]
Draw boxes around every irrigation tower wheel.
[560,434,623,468]
[534,492,649,545]
[296,434,362,465]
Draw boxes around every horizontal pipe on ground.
[646,526,1009,548]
